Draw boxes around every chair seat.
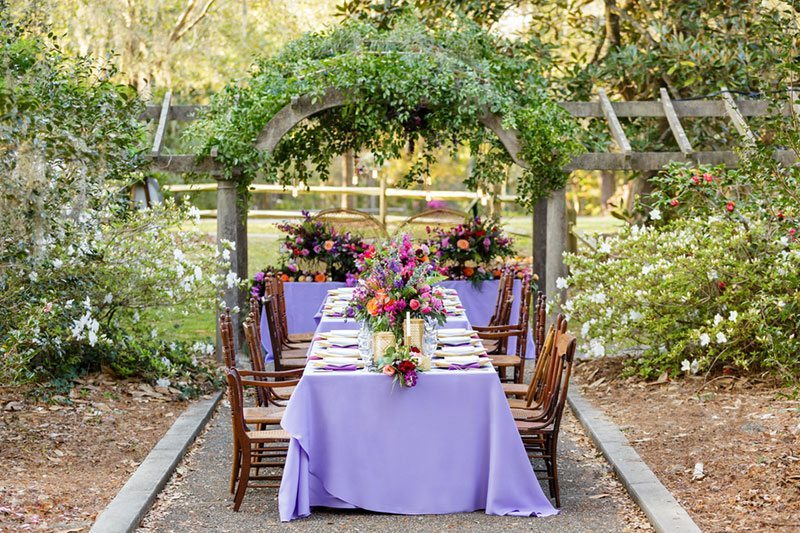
[490,355,521,367]
[510,407,546,420]
[243,406,285,425]
[248,428,292,441]
[282,348,308,359]
[502,383,528,397]
[272,386,296,400]
[507,398,532,409]
[288,332,314,343]
[516,420,555,433]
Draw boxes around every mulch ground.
[0,373,194,531]
[574,357,800,532]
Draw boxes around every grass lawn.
[164,215,624,342]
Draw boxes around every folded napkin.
[325,329,359,337]
[326,338,358,347]
[318,364,358,371]
[308,355,323,360]
[324,347,360,357]
[437,328,475,337]
[448,362,482,370]
[438,336,475,346]
[436,346,483,356]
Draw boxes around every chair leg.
[550,437,561,508]
[230,436,240,494]
[233,448,251,511]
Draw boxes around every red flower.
[691,175,700,185]
[790,228,797,237]
[409,346,421,354]
[670,199,679,207]
[717,281,726,291]
[777,211,785,220]
[726,201,735,212]
[703,173,714,183]
[396,360,416,374]
[475,230,486,237]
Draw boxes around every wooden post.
[150,91,171,157]
[533,196,548,292]
[216,178,244,361]
[341,149,354,209]
[379,172,387,226]
[545,188,567,304]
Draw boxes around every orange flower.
[323,240,335,251]
[280,273,290,282]
[492,269,502,278]
[456,239,470,251]
[314,273,326,282]
[463,267,475,278]
[367,298,380,316]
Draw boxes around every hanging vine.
[188,12,583,212]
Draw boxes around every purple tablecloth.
[261,280,535,361]
[277,298,557,521]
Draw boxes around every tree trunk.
[599,170,616,213]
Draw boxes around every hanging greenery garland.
[188,12,583,212]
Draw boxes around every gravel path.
[139,400,648,532]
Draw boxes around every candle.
[406,311,411,339]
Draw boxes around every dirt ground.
[575,357,800,533]
[0,373,193,531]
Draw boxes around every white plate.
[312,358,364,368]
[437,328,474,337]
[436,346,487,357]
[321,329,359,337]
[320,337,358,347]
[438,336,478,346]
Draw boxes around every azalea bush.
[426,216,515,281]
[562,161,800,381]
[0,10,225,389]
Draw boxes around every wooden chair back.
[220,308,236,369]
[261,294,290,371]
[394,208,469,239]
[534,291,546,356]
[313,208,388,240]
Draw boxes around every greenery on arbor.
[0,6,221,390]
[189,13,582,212]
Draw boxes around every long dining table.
[276,288,557,521]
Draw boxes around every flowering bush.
[348,235,447,336]
[251,212,368,294]
[562,162,800,381]
[0,12,224,390]
[378,345,422,388]
[427,217,515,281]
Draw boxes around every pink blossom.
[420,305,431,314]
[383,365,395,376]
[409,299,420,311]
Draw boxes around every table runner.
[277,290,557,521]
[261,280,535,360]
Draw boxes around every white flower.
[728,311,738,322]
[222,248,231,261]
[681,359,700,374]
[777,300,786,309]
[699,333,711,346]
[29,271,38,282]
[713,314,723,326]
[156,377,171,388]
[588,338,605,357]
[169,342,177,351]
[83,297,91,310]
[779,236,789,247]
[161,356,172,368]
[555,277,568,290]
[193,265,203,282]
[598,241,611,254]
[649,208,662,221]
[707,270,718,281]
[132,311,140,323]
[716,332,727,344]
[588,292,607,304]
[65,299,74,309]
[681,359,691,372]
[187,205,201,223]
[151,328,158,339]
[225,270,239,289]
[628,310,643,322]
[52,259,63,269]
[104,293,113,304]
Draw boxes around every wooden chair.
[313,208,388,240]
[474,274,533,383]
[226,367,296,511]
[274,276,315,345]
[263,276,312,356]
[514,328,577,508]
[507,316,566,414]
[261,293,307,371]
[481,268,515,355]
[502,292,548,398]
[393,208,469,239]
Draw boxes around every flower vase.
[403,318,425,351]
[357,321,374,368]
[419,317,438,371]
[372,331,396,364]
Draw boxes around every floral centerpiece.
[348,234,448,337]
[251,211,367,297]
[379,345,421,388]
[427,217,515,281]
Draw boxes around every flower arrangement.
[378,345,421,388]
[251,212,367,296]
[348,234,447,337]
[427,217,515,281]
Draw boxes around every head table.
[260,279,535,361]
[276,288,557,521]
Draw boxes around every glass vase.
[423,316,438,359]
[357,320,373,369]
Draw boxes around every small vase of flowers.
[379,345,422,388]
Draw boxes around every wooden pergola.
[141,88,797,347]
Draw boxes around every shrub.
[0,9,228,388]
[562,161,800,381]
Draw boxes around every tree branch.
[171,0,217,43]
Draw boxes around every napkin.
[447,362,482,370]
[436,346,484,356]
[326,337,358,347]
[323,347,360,357]
[438,336,475,346]
[318,364,358,371]
[325,329,359,337]
[437,328,475,337]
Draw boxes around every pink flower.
[670,198,679,207]
[409,299,420,311]
[383,365,395,376]
[790,228,797,237]
[420,305,431,314]
[726,201,735,212]
[703,173,714,183]
[43,302,53,313]
[456,239,470,251]
[691,175,700,185]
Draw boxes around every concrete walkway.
[139,403,644,532]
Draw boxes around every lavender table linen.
[277,290,557,522]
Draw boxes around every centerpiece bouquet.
[348,234,447,336]
[379,345,421,388]
[251,211,367,296]
[427,216,515,282]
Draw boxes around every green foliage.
[188,13,582,211]
[562,157,800,382]
[0,8,224,389]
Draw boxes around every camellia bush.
[0,9,225,391]
[562,158,800,381]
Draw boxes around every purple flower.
[287,263,298,273]
[405,370,417,387]
[313,245,322,254]
[301,249,310,256]
[345,272,358,287]
[295,237,303,245]
[441,237,450,248]
[483,238,490,250]
[253,271,265,283]
[251,286,260,296]
[345,307,355,318]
